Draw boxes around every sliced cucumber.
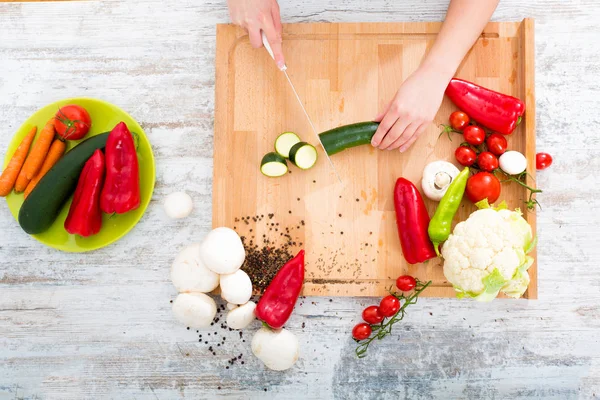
[289,142,318,170]
[319,121,379,156]
[260,152,288,177]
[274,132,301,158]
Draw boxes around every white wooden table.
[1,1,599,399]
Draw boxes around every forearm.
[421,0,500,81]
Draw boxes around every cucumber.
[260,152,288,177]
[289,142,317,170]
[18,133,109,235]
[318,122,379,156]
[274,132,301,158]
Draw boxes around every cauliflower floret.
[442,203,535,301]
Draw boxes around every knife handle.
[261,31,287,71]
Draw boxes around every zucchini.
[260,152,288,177]
[318,122,379,156]
[274,132,301,158]
[18,133,109,235]
[289,142,317,170]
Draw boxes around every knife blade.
[261,32,342,183]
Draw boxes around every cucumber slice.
[274,132,301,158]
[260,152,288,177]
[289,142,318,170]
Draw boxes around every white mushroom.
[172,293,217,328]
[252,326,299,371]
[226,301,256,329]
[164,192,194,219]
[171,243,219,293]
[219,269,252,305]
[226,302,238,311]
[199,227,246,274]
[421,161,460,201]
[499,151,527,175]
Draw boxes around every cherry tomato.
[449,111,470,131]
[362,306,384,324]
[477,152,499,172]
[379,295,401,317]
[54,105,92,141]
[463,125,485,146]
[455,146,477,167]
[536,153,553,170]
[466,172,501,204]
[396,275,416,292]
[352,323,372,340]
[486,133,507,156]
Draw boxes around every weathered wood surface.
[0,0,599,399]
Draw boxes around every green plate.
[3,98,155,252]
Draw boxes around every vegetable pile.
[170,226,305,371]
[1,105,143,238]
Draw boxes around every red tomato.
[396,275,416,292]
[466,172,501,203]
[54,105,92,141]
[379,295,400,317]
[477,152,499,172]
[449,111,470,131]
[536,153,553,170]
[455,146,477,167]
[486,133,507,156]
[352,323,372,340]
[463,125,485,146]
[362,306,384,324]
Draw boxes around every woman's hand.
[228,0,285,69]
[371,65,448,152]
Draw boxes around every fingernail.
[399,147,405,153]
[277,60,286,70]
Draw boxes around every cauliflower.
[442,200,536,301]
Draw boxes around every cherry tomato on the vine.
[536,153,553,170]
[396,275,416,292]
[455,146,477,167]
[379,295,401,317]
[352,323,372,340]
[477,151,499,172]
[449,111,470,131]
[362,306,384,325]
[463,125,485,146]
[466,172,501,204]
[486,133,507,156]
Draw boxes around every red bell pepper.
[64,149,105,237]
[445,78,525,135]
[100,122,140,214]
[394,178,436,264]
[255,250,304,329]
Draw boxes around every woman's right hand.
[227,0,285,69]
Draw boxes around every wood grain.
[1,0,600,399]
[213,21,537,298]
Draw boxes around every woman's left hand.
[371,66,449,152]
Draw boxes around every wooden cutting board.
[213,20,537,298]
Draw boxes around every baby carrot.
[16,119,55,189]
[0,126,37,196]
[24,138,67,198]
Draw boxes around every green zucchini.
[18,133,109,235]
[260,152,288,177]
[318,122,379,156]
[289,142,317,170]
[274,132,301,158]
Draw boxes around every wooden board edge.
[521,18,538,299]
[212,25,237,229]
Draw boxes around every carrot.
[15,119,56,191]
[0,126,38,196]
[24,138,67,198]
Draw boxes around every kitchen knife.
[261,32,342,183]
